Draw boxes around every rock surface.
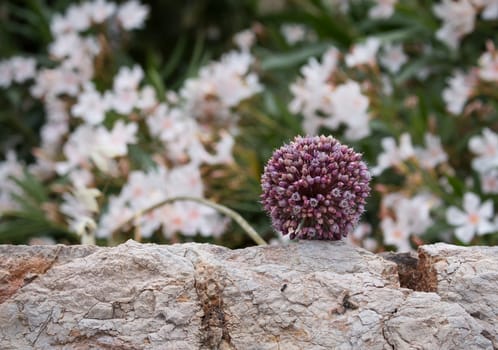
[0,240,495,349]
[416,243,498,348]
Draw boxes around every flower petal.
[477,220,496,235]
[463,192,480,213]
[446,206,467,225]
[479,200,494,219]
[455,225,475,244]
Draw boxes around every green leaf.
[161,36,187,80]
[0,215,77,244]
[11,170,48,205]
[128,144,157,171]
[373,28,423,44]
[394,57,431,85]
[9,192,46,216]
[185,33,207,79]
[147,66,166,99]
[260,42,330,71]
[446,176,465,198]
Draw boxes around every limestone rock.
[0,241,494,349]
[0,244,98,304]
[417,243,498,348]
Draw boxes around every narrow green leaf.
[147,66,165,99]
[260,42,330,71]
[161,36,187,80]
[128,144,157,171]
[11,171,48,204]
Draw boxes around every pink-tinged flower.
[480,168,498,194]
[136,86,157,110]
[84,0,116,24]
[64,4,92,32]
[30,67,84,98]
[50,14,74,36]
[433,0,476,49]
[40,121,69,155]
[372,133,414,175]
[442,71,475,114]
[233,29,256,51]
[56,121,137,175]
[381,217,412,252]
[381,192,440,251]
[71,83,109,125]
[328,80,371,140]
[368,0,397,19]
[97,163,226,239]
[50,4,91,36]
[446,192,495,243]
[0,151,24,214]
[345,37,381,67]
[0,57,36,87]
[290,50,370,140]
[469,128,498,173]
[280,24,307,45]
[0,61,13,88]
[415,133,448,169]
[347,222,377,251]
[97,120,138,159]
[379,44,407,74]
[10,57,37,83]
[60,185,101,221]
[59,184,101,238]
[188,131,235,165]
[113,65,144,91]
[383,192,437,234]
[50,32,83,59]
[117,0,149,30]
[55,125,97,175]
[180,50,261,123]
[107,65,144,114]
[289,48,339,134]
[475,0,498,19]
[261,135,371,240]
[146,104,198,161]
[478,41,498,82]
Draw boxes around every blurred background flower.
[0,0,497,251]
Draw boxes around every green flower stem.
[112,196,267,246]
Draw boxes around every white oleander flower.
[415,133,448,169]
[433,0,476,49]
[446,192,495,243]
[478,42,498,82]
[480,168,498,194]
[369,0,397,19]
[345,37,381,67]
[372,133,415,175]
[381,217,412,252]
[379,44,407,74]
[469,128,498,173]
[117,0,149,30]
[71,83,109,125]
[442,71,475,115]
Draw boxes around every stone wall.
[0,241,496,349]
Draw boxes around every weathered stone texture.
[0,240,495,349]
[416,243,498,348]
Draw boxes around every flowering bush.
[0,0,497,251]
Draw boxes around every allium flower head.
[261,135,371,240]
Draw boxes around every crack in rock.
[193,261,235,350]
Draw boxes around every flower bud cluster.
[261,135,371,240]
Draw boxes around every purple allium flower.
[261,135,371,240]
